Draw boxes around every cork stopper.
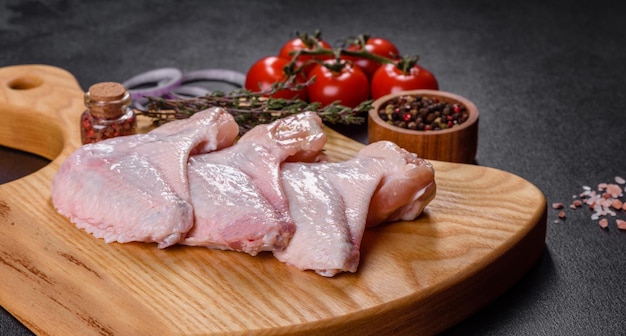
[89,82,126,101]
[85,82,130,119]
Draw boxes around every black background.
[2,0,626,335]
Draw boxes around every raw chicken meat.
[51,108,239,248]
[274,141,435,277]
[363,141,437,227]
[52,107,436,278]
[182,112,327,255]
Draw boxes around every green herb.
[137,82,369,135]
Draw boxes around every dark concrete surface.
[2,0,626,334]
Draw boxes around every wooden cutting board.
[0,65,546,335]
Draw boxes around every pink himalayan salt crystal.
[606,184,623,198]
[599,198,615,209]
[554,177,626,229]
[599,218,609,229]
[569,199,583,209]
[612,199,624,210]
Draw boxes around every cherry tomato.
[370,62,439,99]
[244,56,308,100]
[278,37,333,75]
[345,37,400,79]
[307,60,369,108]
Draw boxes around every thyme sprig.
[138,84,368,135]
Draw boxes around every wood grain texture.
[0,65,547,335]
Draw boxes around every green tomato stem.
[284,42,419,76]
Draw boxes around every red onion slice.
[123,68,184,100]
[123,68,246,110]
[171,85,212,98]
[181,69,245,87]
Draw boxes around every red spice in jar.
[80,82,137,144]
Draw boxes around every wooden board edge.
[278,194,548,335]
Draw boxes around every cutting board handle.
[0,64,85,161]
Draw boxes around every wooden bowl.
[368,89,479,163]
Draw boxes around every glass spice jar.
[80,82,137,144]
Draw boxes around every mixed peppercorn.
[377,95,469,131]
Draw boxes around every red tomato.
[307,60,369,108]
[278,37,333,74]
[244,56,308,100]
[345,37,400,79]
[370,63,439,99]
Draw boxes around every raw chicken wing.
[51,108,239,248]
[274,141,435,277]
[182,111,327,255]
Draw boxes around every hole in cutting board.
[0,104,64,184]
[0,145,50,184]
[7,76,44,90]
